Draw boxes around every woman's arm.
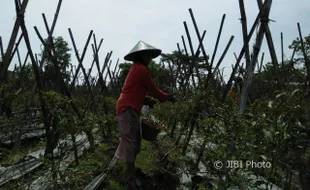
[141,67,168,102]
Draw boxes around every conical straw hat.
[124,40,162,61]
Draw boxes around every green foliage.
[255,61,306,83]
[57,141,114,189]
[161,51,208,71]
[0,141,45,166]
[0,83,22,117]
[11,63,36,86]
[43,91,71,115]
[2,34,310,189]
[148,86,310,189]
[289,33,310,64]
[42,36,72,87]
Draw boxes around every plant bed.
[57,141,117,190]
[103,137,182,190]
[0,128,45,148]
[0,139,45,166]
[0,159,50,190]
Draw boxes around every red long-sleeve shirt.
[116,63,168,116]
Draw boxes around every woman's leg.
[114,108,141,187]
[126,161,136,187]
[127,110,142,187]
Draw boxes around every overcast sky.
[1,0,309,81]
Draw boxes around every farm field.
[0,0,310,189]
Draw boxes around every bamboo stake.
[106,60,113,83]
[194,30,206,58]
[189,8,210,70]
[177,43,181,53]
[69,29,93,91]
[0,0,28,85]
[210,14,226,66]
[0,37,4,59]
[18,6,50,149]
[238,0,251,71]
[289,46,296,70]
[213,36,235,75]
[101,51,112,76]
[207,36,234,91]
[35,1,95,154]
[257,0,284,90]
[8,34,23,65]
[50,0,63,35]
[16,46,22,68]
[88,38,103,78]
[221,10,260,102]
[297,23,310,88]
[68,29,97,110]
[183,21,197,87]
[281,32,284,68]
[239,0,272,114]
[104,52,113,82]
[259,52,265,73]
[181,36,189,57]
[22,52,29,67]
[112,58,119,86]
[91,44,105,91]
[42,14,51,36]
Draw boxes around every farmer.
[229,76,243,104]
[114,41,175,189]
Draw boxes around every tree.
[161,51,212,91]
[15,63,36,86]
[289,33,310,88]
[289,33,310,66]
[42,36,72,89]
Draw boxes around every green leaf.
[276,92,286,99]
[259,155,267,160]
[253,180,267,187]
[268,101,273,108]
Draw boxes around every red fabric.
[229,87,238,95]
[116,63,168,116]
[229,87,241,104]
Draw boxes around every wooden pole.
[0,37,4,59]
[239,0,271,114]
[257,0,284,90]
[189,8,210,70]
[0,0,29,86]
[281,32,284,68]
[50,0,63,35]
[210,14,226,66]
[221,10,260,102]
[18,7,50,149]
[69,29,93,91]
[297,23,310,88]
[183,21,197,87]
[68,29,97,110]
[8,34,23,66]
[259,52,265,73]
[238,0,251,71]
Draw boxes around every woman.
[114,41,175,189]
[229,76,243,104]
